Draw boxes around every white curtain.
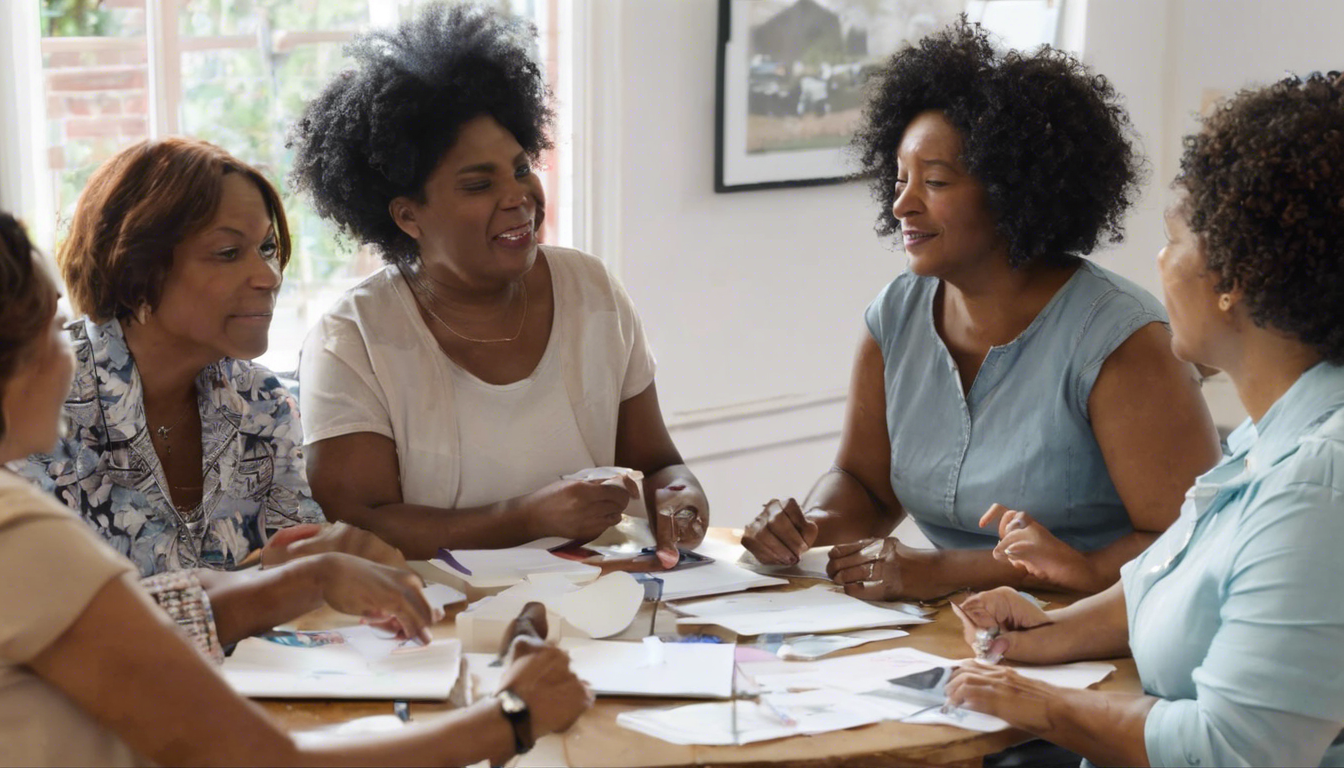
[0,1,55,250]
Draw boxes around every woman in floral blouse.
[17,137,397,576]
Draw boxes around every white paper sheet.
[559,638,737,699]
[222,633,462,700]
[736,546,833,580]
[651,559,788,601]
[672,585,930,635]
[427,547,599,589]
[775,628,910,660]
[616,688,886,745]
[420,582,467,610]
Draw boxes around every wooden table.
[262,539,1140,768]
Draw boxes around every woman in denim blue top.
[949,72,1344,767]
[743,22,1221,599]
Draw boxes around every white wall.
[599,1,898,528]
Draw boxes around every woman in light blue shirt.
[742,21,1221,598]
[949,71,1344,767]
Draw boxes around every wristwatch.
[496,688,534,755]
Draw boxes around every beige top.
[299,246,656,509]
[0,470,144,767]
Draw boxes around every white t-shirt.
[448,309,595,508]
[0,470,144,767]
[299,246,657,509]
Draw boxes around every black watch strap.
[496,689,534,755]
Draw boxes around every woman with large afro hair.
[743,19,1222,602]
[289,3,707,566]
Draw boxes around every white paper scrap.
[560,638,736,699]
[673,585,929,636]
[736,547,833,581]
[560,572,644,638]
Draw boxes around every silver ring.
[868,562,876,579]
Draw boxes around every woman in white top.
[0,210,591,767]
[290,5,707,565]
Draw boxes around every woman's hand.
[523,477,637,544]
[952,586,1053,662]
[742,498,820,565]
[944,661,1066,733]
[826,536,947,600]
[979,504,1106,592]
[498,635,594,737]
[650,481,709,568]
[313,553,441,645]
[261,522,409,571]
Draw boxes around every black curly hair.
[288,2,553,265]
[0,212,59,440]
[1177,71,1344,364]
[853,19,1143,267]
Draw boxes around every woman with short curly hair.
[743,21,1222,598]
[948,70,1344,768]
[290,3,706,564]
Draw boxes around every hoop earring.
[135,304,150,324]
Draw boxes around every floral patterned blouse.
[15,318,323,577]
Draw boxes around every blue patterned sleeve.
[259,378,326,532]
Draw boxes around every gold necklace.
[413,279,529,344]
[152,402,193,456]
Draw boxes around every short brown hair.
[58,137,291,321]
[0,212,60,439]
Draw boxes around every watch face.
[500,690,527,715]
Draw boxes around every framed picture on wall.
[714,0,1065,192]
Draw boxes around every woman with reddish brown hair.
[17,137,402,576]
[0,211,591,765]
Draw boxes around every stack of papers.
[222,630,463,700]
[671,585,931,635]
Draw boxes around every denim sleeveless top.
[864,260,1167,551]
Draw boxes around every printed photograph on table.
[715,0,1064,191]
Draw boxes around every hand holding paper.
[951,587,1053,663]
[742,498,820,565]
[315,553,441,645]
[527,473,637,544]
[651,481,709,568]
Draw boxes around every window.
[36,0,576,372]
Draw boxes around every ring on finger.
[867,562,876,579]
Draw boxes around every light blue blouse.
[864,260,1167,551]
[1120,362,1344,767]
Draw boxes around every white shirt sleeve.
[608,269,657,401]
[298,312,395,446]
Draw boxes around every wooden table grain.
[260,535,1140,768]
